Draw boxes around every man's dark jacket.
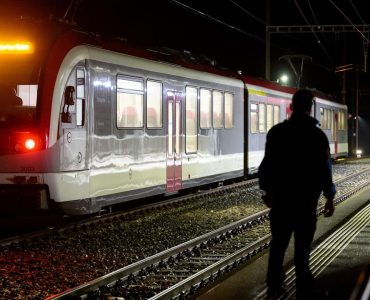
[258,113,336,207]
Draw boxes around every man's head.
[291,89,315,114]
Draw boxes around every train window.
[76,68,85,126]
[224,92,234,129]
[185,86,198,153]
[259,103,266,132]
[266,104,273,131]
[273,105,280,125]
[338,111,345,130]
[76,68,85,99]
[250,103,258,133]
[17,85,37,107]
[200,88,212,129]
[213,90,223,128]
[147,80,162,128]
[342,112,346,129]
[320,108,325,128]
[117,76,144,128]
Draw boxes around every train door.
[60,66,88,171]
[166,91,182,192]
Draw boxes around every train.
[0,21,348,215]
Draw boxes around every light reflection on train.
[0,22,348,215]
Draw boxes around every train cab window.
[0,60,39,127]
[147,80,162,128]
[17,85,37,107]
[273,105,280,125]
[117,76,144,128]
[266,104,273,131]
[259,103,266,132]
[200,88,212,129]
[213,90,223,128]
[185,86,198,153]
[250,103,258,133]
[224,92,234,128]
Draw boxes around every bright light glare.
[24,138,36,150]
[280,75,289,84]
[0,42,34,54]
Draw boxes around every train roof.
[1,19,345,108]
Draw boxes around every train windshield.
[0,62,40,127]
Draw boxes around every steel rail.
[50,209,269,299]
[256,180,370,299]
[52,171,370,299]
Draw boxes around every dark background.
[1,0,369,154]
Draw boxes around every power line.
[349,0,367,26]
[228,0,265,25]
[328,0,370,43]
[168,0,264,43]
[307,0,332,46]
[293,0,335,66]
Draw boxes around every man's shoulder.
[270,120,289,131]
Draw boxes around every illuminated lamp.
[24,138,36,150]
[0,41,34,54]
[10,131,45,153]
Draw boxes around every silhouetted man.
[258,89,336,299]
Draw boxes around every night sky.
[1,0,369,153]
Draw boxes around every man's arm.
[322,147,336,217]
[258,132,274,208]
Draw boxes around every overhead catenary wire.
[307,0,332,46]
[349,0,368,71]
[329,0,370,44]
[228,0,265,25]
[168,0,265,43]
[293,0,335,66]
[349,0,367,27]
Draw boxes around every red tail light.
[10,131,46,153]
[24,138,36,150]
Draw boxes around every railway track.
[256,196,370,299]
[49,167,370,300]
[1,161,368,247]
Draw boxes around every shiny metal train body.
[0,22,348,214]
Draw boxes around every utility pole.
[265,0,271,81]
[335,64,361,156]
[355,65,359,155]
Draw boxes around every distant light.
[0,42,34,54]
[280,75,289,84]
[356,149,362,158]
[277,74,289,86]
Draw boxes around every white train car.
[313,96,348,158]
[242,76,348,174]
[0,21,348,215]
[0,22,244,215]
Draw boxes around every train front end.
[0,23,57,214]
